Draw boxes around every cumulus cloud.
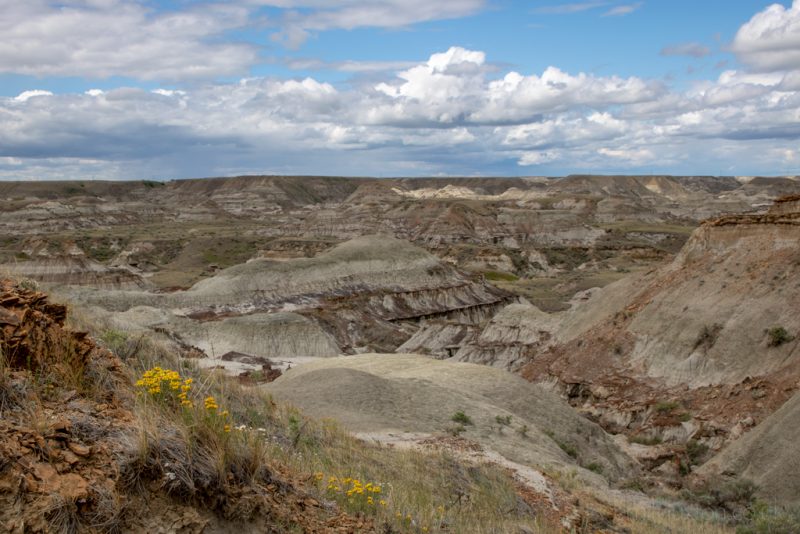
[3,38,800,179]
[0,1,257,80]
[367,47,661,126]
[732,0,800,72]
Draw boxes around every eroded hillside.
[2,175,799,532]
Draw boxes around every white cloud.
[597,147,654,163]
[265,0,486,48]
[732,0,800,72]
[602,2,642,17]
[13,90,54,102]
[518,150,561,165]
[3,38,800,178]
[285,58,418,72]
[0,1,257,80]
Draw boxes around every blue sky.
[1,0,799,179]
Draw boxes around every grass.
[654,400,680,413]
[595,493,734,534]
[483,270,518,282]
[585,462,604,474]
[737,504,800,533]
[681,477,758,516]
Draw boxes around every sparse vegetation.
[767,326,794,347]
[446,423,466,436]
[545,430,578,458]
[451,410,473,425]
[737,503,800,534]
[585,462,604,474]
[483,270,519,282]
[495,414,512,426]
[686,439,710,465]
[695,323,723,351]
[682,477,758,517]
[629,434,663,446]
[654,400,680,413]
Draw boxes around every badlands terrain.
[1,174,800,533]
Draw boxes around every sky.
[1,0,800,180]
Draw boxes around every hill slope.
[265,353,638,483]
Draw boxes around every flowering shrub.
[314,472,437,532]
[316,473,387,515]
[136,367,230,432]
[135,367,193,406]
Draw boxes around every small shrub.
[18,277,39,290]
[654,400,680,413]
[619,477,647,493]
[682,477,758,515]
[694,323,723,351]
[585,462,604,474]
[516,424,529,438]
[628,434,662,446]
[451,411,473,425]
[686,439,710,465]
[446,424,466,436]
[495,415,512,426]
[767,326,794,347]
[317,474,387,516]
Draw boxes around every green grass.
[483,270,519,282]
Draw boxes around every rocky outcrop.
[2,256,150,290]
[515,198,800,453]
[72,235,514,357]
[0,278,381,533]
[402,302,560,371]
